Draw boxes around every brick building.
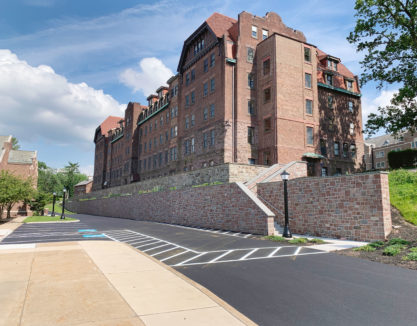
[0,135,38,216]
[364,132,417,170]
[93,11,364,190]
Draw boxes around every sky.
[0,0,397,175]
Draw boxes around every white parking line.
[175,252,207,266]
[209,250,233,263]
[142,243,170,252]
[160,250,189,262]
[135,240,161,248]
[240,248,258,260]
[151,246,178,256]
[268,247,282,257]
[294,247,302,255]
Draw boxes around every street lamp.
[280,170,292,238]
[51,192,56,217]
[60,189,67,220]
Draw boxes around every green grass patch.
[388,238,410,246]
[389,170,417,225]
[263,235,287,242]
[354,245,376,252]
[368,241,385,248]
[45,203,74,215]
[24,216,77,223]
[288,237,308,244]
[409,247,417,253]
[308,238,325,244]
[402,252,417,261]
[383,244,406,256]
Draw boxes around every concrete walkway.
[0,241,255,326]
[0,216,25,242]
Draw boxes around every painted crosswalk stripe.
[142,243,170,252]
[175,252,207,266]
[151,246,178,256]
[240,248,258,260]
[160,250,189,262]
[294,247,302,255]
[209,250,233,263]
[268,247,281,257]
[135,240,161,248]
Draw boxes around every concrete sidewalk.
[0,241,255,326]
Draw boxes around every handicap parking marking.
[82,234,106,238]
[78,229,97,233]
[102,229,328,267]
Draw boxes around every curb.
[25,220,80,224]
[126,242,257,326]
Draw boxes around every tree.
[11,137,20,150]
[30,191,52,216]
[37,161,63,194]
[0,171,34,219]
[347,0,417,136]
[62,162,87,198]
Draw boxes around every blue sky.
[0,0,396,175]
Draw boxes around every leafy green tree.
[11,137,20,150]
[0,171,34,219]
[29,191,52,216]
[62,162,87,198]
[347,0,417,135]
[37,161,64,194]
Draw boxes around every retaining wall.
[68,182,275,235]
[257,172,392,241]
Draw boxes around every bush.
[388,238,410,246]
[368,241,385,248]
[387,149,417,169]
[29,191,52,216]
[354,245,376,252]
[264,235,286,242]
[402,252,417,261]
[383,244,406,256]
[309,238,325,244]
[288,237,308,244]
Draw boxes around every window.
[334,142,340,156]
[171,107,174,117]
[191,137,195,153]
[251,25,257,38]
[204,59,208,72]
[343,143,348,158]
[376,162,385,168]
[210,129,215,146]
[210,104,215,118]
[305,73,312,88]
[247,47,254,63]
[154,137,157,148]
[144,142,147,152]
[170,147,177,161]
[321,167,328,176]
[248,73,254,89]
[191,69,195,81]
[264,87,271,103]
[248,127,255,144]
[306,127,314,145]
[248,99,255,115]
[186,73,190,86]
[185,116,189,129]
[184,139,190,155]
[166,111,169,121]
[158,152,162,166]
[264,117,272,131]
[210,78,215,92]
[170,127,174,138]
[165,131,168,141]
[376,151,384,158]
[349,123,355,135]
[412,138,417,148]
[304,47,311,62]
[210,53,215,67]
[328,95,334,109]
[262,29,268,40]
[203,132,208,148]
[150,124,152,133]
[160,116,163,126]
[160,134,163,145]
[174,125,177,137]
[306,99,313,115]
[144,159,146,170]
[203,107,208,120]
[191,114,195,126]
[350,144,356,158]
[174,106,178,117]
[320,139,327,156]
[348,101,354,112]
[165,151,168,163]
[347,80,353,91]
[191,91,195,104]
[263,58,270,75]
[203,82,208,96]
[248,158,256,165]
[326,74,333,86]
[185,95,190,107]
[263,151,271,165]
[155,120,157,130]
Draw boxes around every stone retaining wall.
[257,172,392,241]
[68,182,275,235]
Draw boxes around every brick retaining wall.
[257,172,392,241]
[68,182,275,235]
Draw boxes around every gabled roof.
[94,116,123,143]
[317,48,355,79]
[177,12,237,72]
[365,133,405,148]
[75,179,93,187]
[8,150,36,164]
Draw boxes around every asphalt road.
[3,213,417,326]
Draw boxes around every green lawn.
[389,170,417,225]
[23,216,78,223]
[45,202,75,216]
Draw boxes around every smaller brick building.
[74,179,93,196]
[0,135,38,217]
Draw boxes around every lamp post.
[51,192,56,216]
[60,189,67,220]
[280,170,292,238]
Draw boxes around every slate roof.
[205,12,237,39]
[8,150,36,164]
[365,134,404,148]
[100,116,123,136]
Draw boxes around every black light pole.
[51,192,56,216]
[60,189,67,220]
[281,170,292,238]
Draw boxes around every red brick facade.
[93,11,364,190]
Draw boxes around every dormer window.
[326,74,333,86]
[327,60,338,71]
[193,38,205,56]
[346,80,353,91]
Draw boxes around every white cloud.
[0,49,125,149]
[119,57,174,96]
[79,164,94,177]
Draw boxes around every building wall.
[68,182,275,235]
[257,172,391,241]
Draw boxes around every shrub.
[387,149,417,169]
[309,238,325,244]
[383,244,406,256]
[354,245,376,252]
[409,247,417,253]
[402,252,417,261]
[288,237,308,244]
[264,235,286,242]
[368,241,385,248]
[388,238,410,246]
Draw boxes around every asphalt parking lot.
[2,214,417,326]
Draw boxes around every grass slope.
[45,202,75,216]
[24,216,77,223]
[389,170,417,225]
